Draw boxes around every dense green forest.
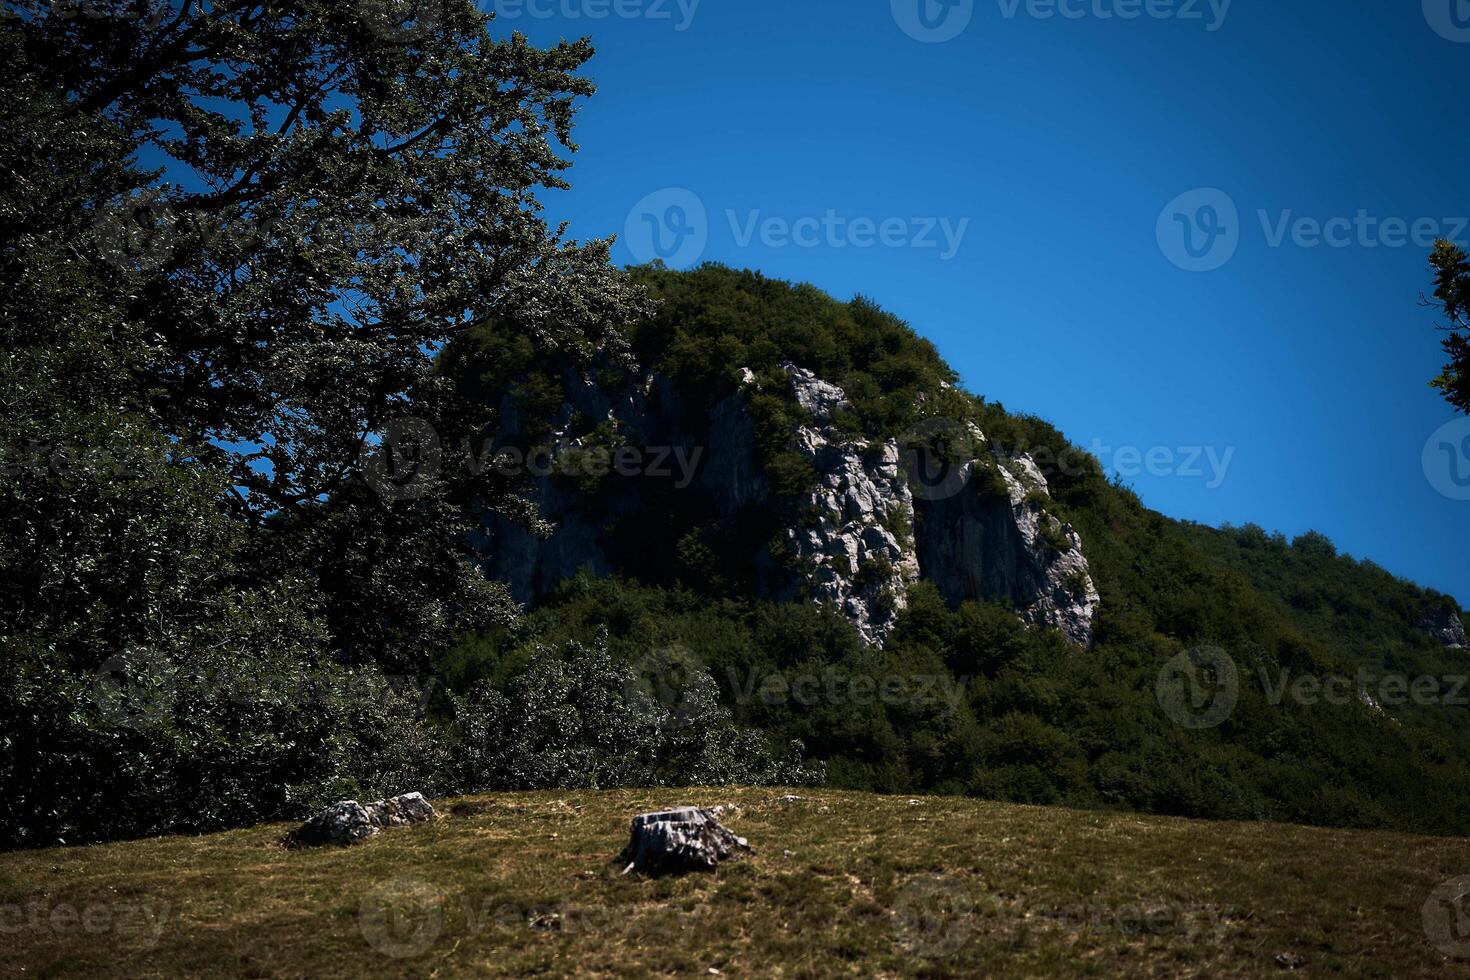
[440,264,1470,837]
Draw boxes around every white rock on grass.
[288,792,437,847]
[619,807,750,876]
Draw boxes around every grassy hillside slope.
[1,788,1465,978]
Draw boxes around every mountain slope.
[440,264,1470,837]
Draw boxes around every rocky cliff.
[479,363,1099,647]
[1418,601,1468,650]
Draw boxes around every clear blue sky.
[504,0,1469,602]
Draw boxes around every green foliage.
[1426,239,1470,414]
[450,635,818,791]
[622,265,964,450]
[972,461,1012,499]
[0,627,450,849]
[439,567,1470,837]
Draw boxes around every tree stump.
[619,807,750,876]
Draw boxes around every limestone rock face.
[288,792,437,847]
[911,447,1100,648]
[477,362,1099,648]
[780,363,1098,647]
[781,365,920,645]
[1418,603,1468,649]
[619,807,750,876]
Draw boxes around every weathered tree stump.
[619,807,750,876]
[287,792,437,847]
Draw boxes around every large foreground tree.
[0,1,650,844]
[2,0,649,666]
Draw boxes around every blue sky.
[494,0,1470,603]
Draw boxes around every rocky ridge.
[479,362,1100,648]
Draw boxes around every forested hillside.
[442,265,1470,837]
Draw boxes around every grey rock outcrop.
[780,365,920,645]
[1418,603,1468,649]
[911,443,1099,647]
[780,364,1097,646]
[477,362,1099,648]
[619,807,750,876]
[287,792,437,847]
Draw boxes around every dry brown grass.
[1,788,1468,978]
